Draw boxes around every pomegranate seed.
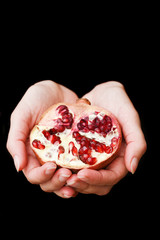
[94,111,99,115]
[58,146,65,159]
[32,140,38,148]
[104,115,111,122]
[90,139,96,148]
[32,140,45,150]
[49,135,61,144]
[95,127,101,133]
[94,117,100,127]
[62,113,73,122]
[111,137,118,148]
[72,146,78,156]
[56,105,69,115]
[58,146,65,154]
[73,131,80,138]
[77,122,84,130]
[100,125,106,132]
[82,127,89,133]
[80,119,88,127]
[68,141,74,153]
[79,154,89,162]
[101,143,107,152]
[86,157,97,165]
[65,123,73,129]
[81,139,90,147]
[95,143,104,153]
[49,128,57,135]
[42,130,50,138]
[105,146,113,154]
[88,123,95,130]
[49,135,56,144]
[56,125,65,132]
[78,146,88,155]
[62,117,69,123]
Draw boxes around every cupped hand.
[66,81,147,195]
[7,80,79,198]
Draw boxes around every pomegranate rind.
[30,100,122,171]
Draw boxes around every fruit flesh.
[30,102,121,170]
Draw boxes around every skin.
[7,80,147,198]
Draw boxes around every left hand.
[66,81,147,196]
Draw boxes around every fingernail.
[77,173,87,181]
[66,180,76,186]
[59,174,71,182]
[14,155,20,172]
[63,193,72,198]
[131,157,138,174]
[45,164,57,175]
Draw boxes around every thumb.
[7,111,30,171]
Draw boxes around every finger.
[23,157,57,184]
[77,151,128,186]
[66,174,89,189]
[6,109,31,171]
[119,107,147,173]
[54,186,78,198]
[77,169,117,186]
[125,126,147,173]
[40,168,72,192]
[78,184,113,196]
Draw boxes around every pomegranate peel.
[30,98,122,171]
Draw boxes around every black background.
[1,56,156,234]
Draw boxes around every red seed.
[42,130,50,138]
[88,123,95,130]
[58,146,65,159]
[58,146,65,153]
[62,117,69,123]
[72,146,78,156]
[78,146,88,155]
[49,128,57,135]
[77,122,84,130]
[72,131,79,138]
[95,127,101,133]
[49,135,61,144]
[105,146,113,154]
[111,137,118,148]
[32,140,45,150]
[86,157,97,165]
[80,119,88,127]
[94,117,100,127]
[56,125,65,132]
[90,139,96,148]
[101,143,107,152]
[56,105,69,115]
[95,143,104,153]
[79,154,89,162]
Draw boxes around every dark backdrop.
[1,62,154,233]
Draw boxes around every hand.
[66,81,147,195]
[7,80,79,198]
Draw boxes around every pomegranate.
[30,99,122,171]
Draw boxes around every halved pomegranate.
[30,99,122,171]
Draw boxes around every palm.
[12,81,78,172]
